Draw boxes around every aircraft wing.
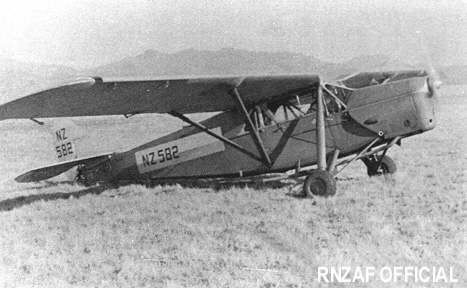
[15,153,112,183]
[0,74,320,120]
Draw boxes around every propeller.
[337,27,444,95]
[416,30,442,97]
[427,65,442,98]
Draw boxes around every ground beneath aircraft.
[0,86,465,287]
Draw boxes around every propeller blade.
[416,31,442,95]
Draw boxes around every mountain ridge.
[1,48,466,103]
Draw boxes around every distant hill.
[1,49,466,103]
[86,49,409,80]
[86,48,329,77]
[88,49,466,84]
[0,58,79,102]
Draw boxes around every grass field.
[0,86,465,287]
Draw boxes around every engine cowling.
[346,76,436,138]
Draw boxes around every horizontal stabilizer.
[15,153,112,183]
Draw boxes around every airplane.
[0,69,440,197]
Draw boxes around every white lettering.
[365,267,375,282]
[449,267,458,283]
[340,266,351,283]
[380,266,392,283]
[330,267,340,282]
[434,267,447,283]
[393,266,403,282]
[352,267,364,282]
[419,266,430,283]
[404,266,414,282]
[313,266,458,284]
[317,267,329,282]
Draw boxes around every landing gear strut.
[302,81,337,197]
[362,155,397,177]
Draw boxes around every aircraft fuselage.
[101,74,437,184]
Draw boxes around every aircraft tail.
[15,119,117,184]
[15,153,112,183]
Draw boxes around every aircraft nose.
[412,78,438,132]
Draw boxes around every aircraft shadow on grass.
[0,184,108,212]
[0,178,307,212]
[0,174,363,211]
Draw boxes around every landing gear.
[303,170,336,197]
[300,81,338,198]
[362,155,397,177]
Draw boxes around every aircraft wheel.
[303,170,336,197]
[364,155,397,176]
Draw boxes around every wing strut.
[30,118,44,125]
[230,88,272,168]
[168,111,265,164]
[316,82,327,170]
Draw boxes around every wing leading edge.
[0,74,320,120]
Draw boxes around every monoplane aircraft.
[0,70,440,196]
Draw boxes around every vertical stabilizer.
[48,119,85,162]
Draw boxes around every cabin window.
[246,85,350,131]
[271,104,306,122]
[247,100,308,130]
[324,84,352,104]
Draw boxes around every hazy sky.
[0,0,466,68]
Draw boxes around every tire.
[303,170,337,197]
[364,155,397,177]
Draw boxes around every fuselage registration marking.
[135,127,225,174]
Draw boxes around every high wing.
[0,74,320,120]
[15,153,112,183]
